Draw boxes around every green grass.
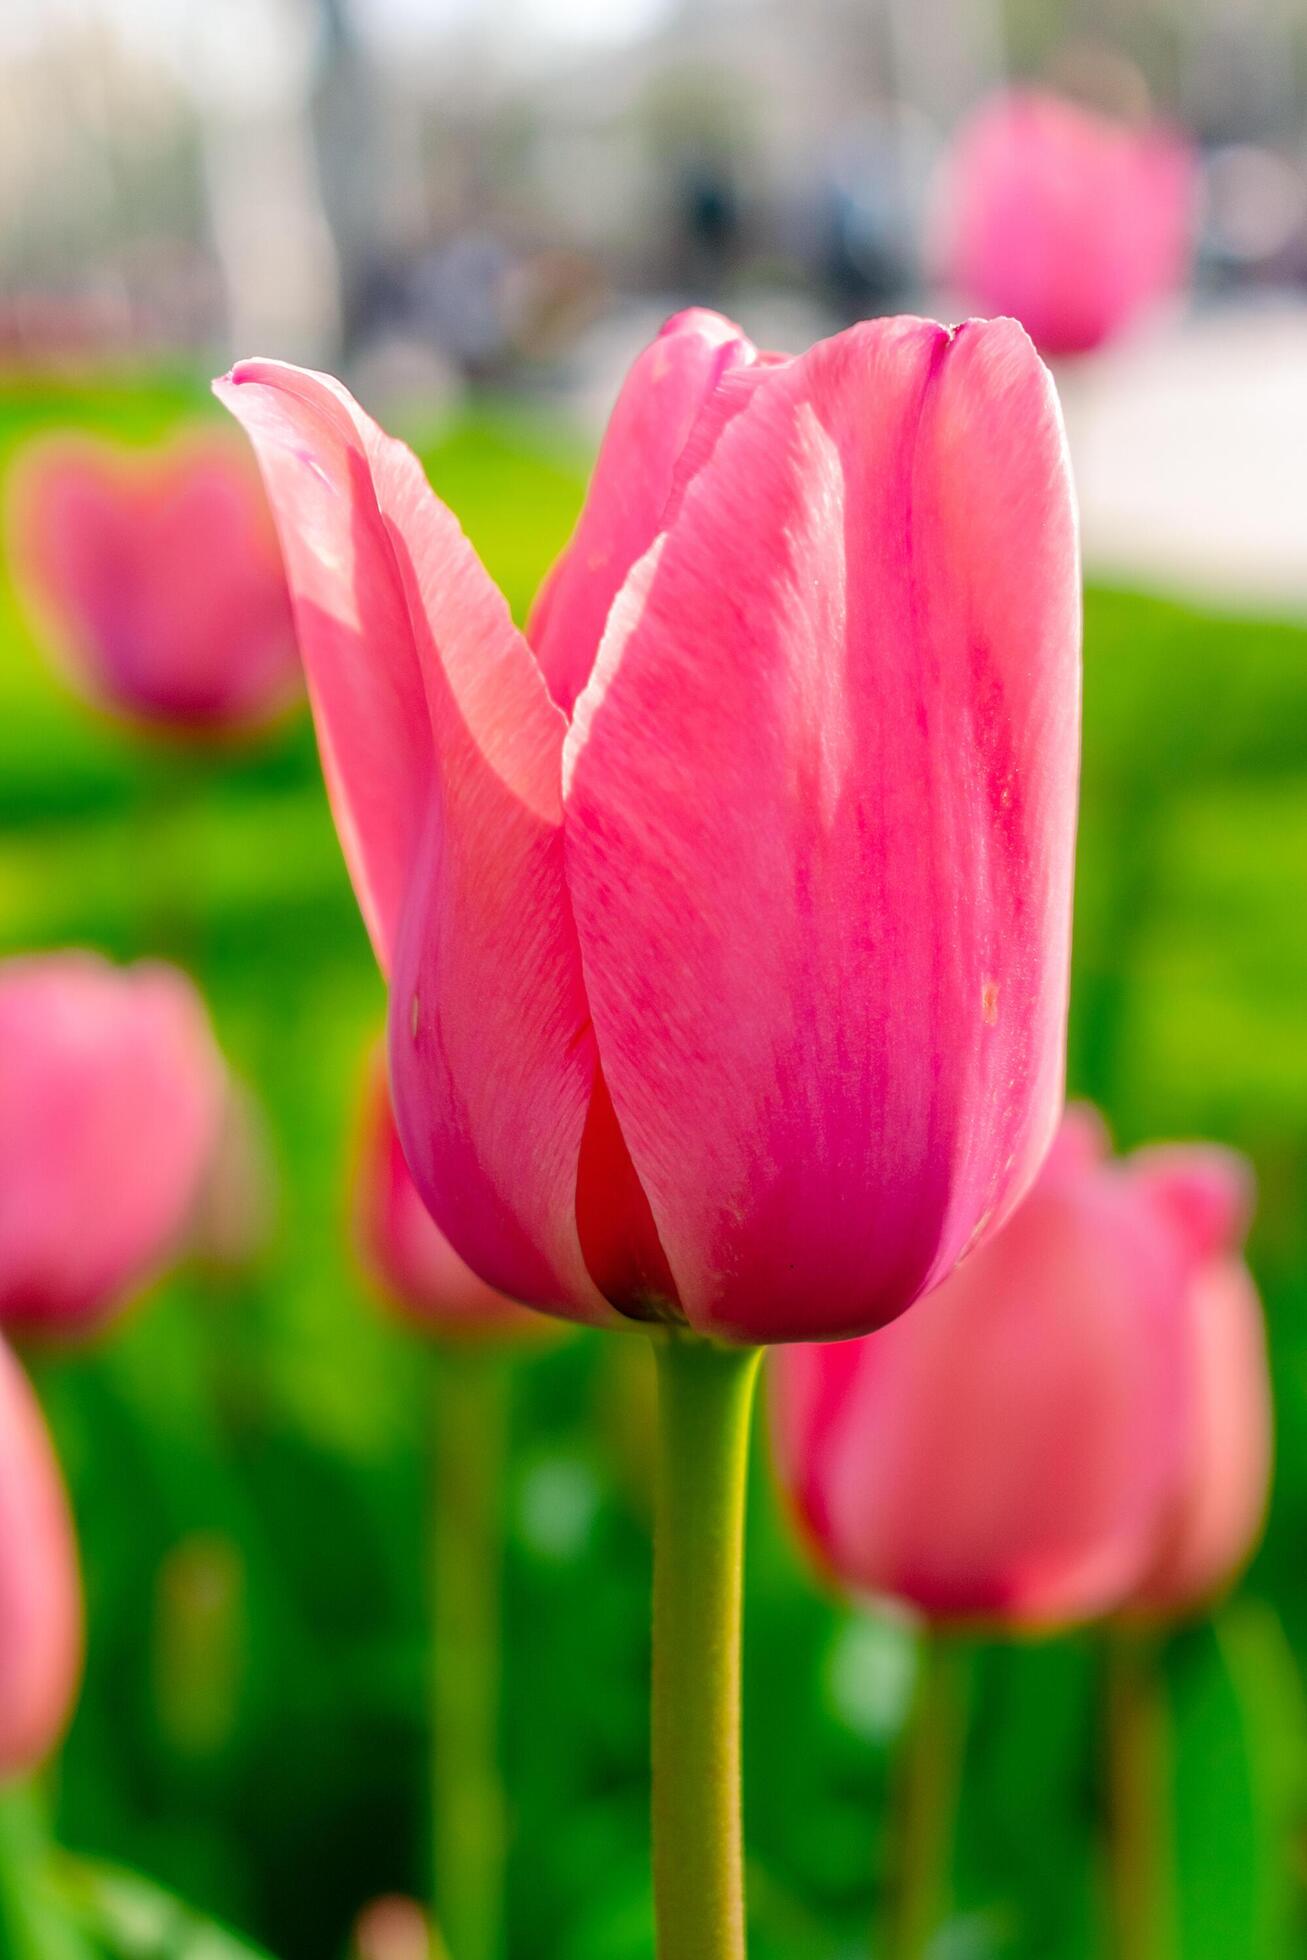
[0,376,1304,1958]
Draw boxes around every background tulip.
[350,1896,440,1960]
[771,1112,1263,1958]
[769,1109,1257,1631]
[11,433,300,735]
[353,1046,544,1341]
[217,305,1080,1349]
[0,1337,82,1780]
[932,89,1197,358]
[0,951,227,1337]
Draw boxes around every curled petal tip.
[658,306,747,343]
[1132,1145,1255,1262]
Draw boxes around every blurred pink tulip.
[12,433,301,734]
[0,1337,82,1779]
[354,1048,548,1342]
[770,1110,1262,1630]
[0,952,227,1337]
[932,89,1197,357]
[217,306,1079,1345]
[351,1896,439,1960]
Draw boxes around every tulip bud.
[351,1896,440,1960]
[931,88,1197,357]
[769,1109,1263,1631]
[0,952,227,1338]
[11,431,301,737]
[353,1046,547,1342]
[0,1339,82,1779]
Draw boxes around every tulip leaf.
[51,1855,274,1960]
[1171,1602,1307,1960]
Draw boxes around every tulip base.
[651,1333,762,1960]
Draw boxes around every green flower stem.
[430,1347,511,1960]
[651,1332,762,1960]
[134,743,210,962]
[884,1630,971,1960]
[0,1781,95,1960]
[1105,1628,1175,1960]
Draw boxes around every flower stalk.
[884,1630,971,1960]
[651,1334,762,1959]
[430,1348,510,1960]
[1105,1628,1176,1960]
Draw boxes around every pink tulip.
[932,89,1197,358]
[0,952,227,1337]
[354,1048,547,1341]
[0,1337,82,1779]
[12,433,301,734]
[770,1111,1261,1629]
[216,307,1080,1345]
[351,1897,437,1960]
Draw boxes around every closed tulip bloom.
[217,307,1079,1346]
[12,433,300,734]
[354,1048,546,1341]
[0,952,227,1337]
[0,1338,82,1779]
[770,1111,1257,1629]
[351,1897,438,1960]
[932,89,1197,358]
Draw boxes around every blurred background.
[1,0,1306,1955]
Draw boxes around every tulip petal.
[214,361,435,970]
[0,1340,82,1776]
[1041,1101,1110,1180]
[354,1048,548,1340]
[1130,1257,1271,1616]
[527,309,755,714]
[565,315,1080,1343]
[1128,1144,1253,1263]
[217,362,611,1322]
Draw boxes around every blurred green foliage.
[0,374,1303,1958]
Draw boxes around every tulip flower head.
[351,1896,438,1960]
[11,431,301,735]
[0,951,227,1338]
[932,88,1197,357]
[770,1110,1263,1631]
[354,1047,547,1341]
[217,306,1079,1346]
[0,1338,82,1779]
